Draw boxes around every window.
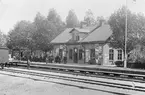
[69,49,73,59]
[118,50,122,60]
[85,50,90,62]
[109,49,114,60]
[90,49,95,59]
[76,36,80,41]
[79,49,83,60]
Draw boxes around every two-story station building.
[51,23,124,66]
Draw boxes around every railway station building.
[51,23,124,65]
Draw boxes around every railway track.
[1,67,145,93]
[4,61,145,94]
[11,64,145,84]
[10,62,145,83]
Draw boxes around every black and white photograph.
[0,0,145,95]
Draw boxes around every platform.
[18,60,145,73]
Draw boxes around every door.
[73,48,78,63]
[59,49,63,58]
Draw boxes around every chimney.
[99,20,106,26]
[80,22,83,28]
[80,21,87,28]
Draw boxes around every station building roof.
[51,26,97,44]
[79,24,112,43]
[51,28,74,44]
[73,28,90,33]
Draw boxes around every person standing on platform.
[26,54,30,69]
[46,55,49,64]
[63,56,67,64]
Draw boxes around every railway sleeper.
[128,75,134,78]
[68,69,75,72]
[51,68,57,70]
[103,73,110,76]
[88,71,95,74]
[109,73,114,76]
[97,72,104,75]
[113,74,120,77]
[64,69,69,72]
[74,70,80,73]
[57,68,63,71]
[79,71,86,73]
[143,77,145,79]
[94,72,99,75]
[83,71,91,74]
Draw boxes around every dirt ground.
[0,73,113,95]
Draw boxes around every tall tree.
[108,6,145,54]
[84,9,96,26]
[7,20,36,50]
[66,10,79,28]
[96,16,106,25]
[47,8,63,26]
[33,12,56,52]
[47,8,65,37]
[0,30,6,47]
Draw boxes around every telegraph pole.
[124,0,128,68]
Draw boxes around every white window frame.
[117,49,122,60]
[109,49,114,61]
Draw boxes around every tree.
[0,31,7,47]
[128,45,145,64]
[108,6,145,54]
[96,16,106,25]
[66,10,79,28]
[33,12,56,52]
[84,9,96,26]
[47,8,65,37]
[7,20,36,50]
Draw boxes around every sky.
[0,0,145,34]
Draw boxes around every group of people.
[46,55,67,64]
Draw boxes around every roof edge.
[79,24,101,42]
[50,28,74,43]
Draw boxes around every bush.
[88,58,97,65]
[114,61,124,67]
[129,62,145,69]
[127,45,145,69]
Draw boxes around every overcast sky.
[0,0,144,34]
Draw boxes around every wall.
[84,43,103,64]
[52,45,60,57]
[52,43,124,65]
[52,45,67,57]
[103,44,124,66]
[67,45,84,64]
[0,49,9,63]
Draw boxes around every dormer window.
[76,36,80,41]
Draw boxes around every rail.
[8,61,145,80]
[1,68,145,94]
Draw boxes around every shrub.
[114,61,124,67]
[128,45,145,69]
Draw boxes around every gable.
[69,28,89,42]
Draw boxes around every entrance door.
[59,49,63,58]
[73,48,78,63]
[90,49,95,59]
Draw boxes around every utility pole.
[124,0,128,68]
